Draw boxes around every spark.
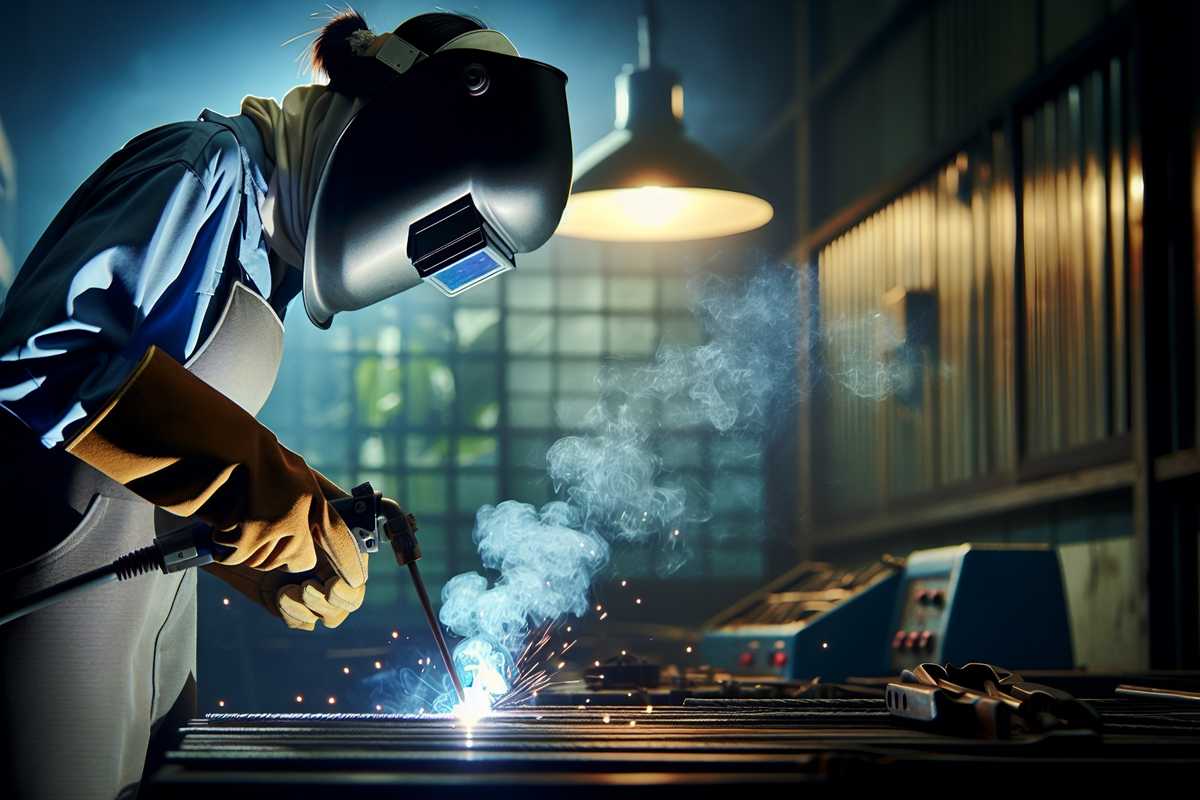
[566,626,572,633]
[629,720,637,727]
[342,666,350,675]
[620,580,627,587]
[594,660,600,667]
[222,597,230,606]
[602,714,611,723]
[645,705,654,713]
[217,700,225,708]
[374,661,383,670]
[821,641,829,649]
[327,696,336,705]
[595,604,603,612]
[375,704,383,711]
[295,695,303,703]
[599,612,608,621]
[635,598,642,605]
[391,631,400,639]
[685,645,693,654]
[620,650,627,656]
[557,661,566,669]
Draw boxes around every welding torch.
[0,481,466,704]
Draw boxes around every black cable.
[0,544,161,626]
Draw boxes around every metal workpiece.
[144,697,1200,796]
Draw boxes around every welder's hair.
[310,9,487,96]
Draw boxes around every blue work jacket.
[0,111,297,447]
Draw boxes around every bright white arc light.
[555,186,774,242]
[452,657,510,725]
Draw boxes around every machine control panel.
[888,544,1073,672]
[703,544,1074,682]
[891,578,949,665]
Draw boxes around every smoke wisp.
[369,263,914,714]
[432,265,809,700]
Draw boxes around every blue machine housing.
[701,544,1073,682]
[701,569,901,682]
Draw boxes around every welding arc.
[407,560,466,703]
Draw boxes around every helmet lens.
[426,247,513,296]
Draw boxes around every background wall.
[794,0,1200,672]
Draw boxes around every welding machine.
[701,544,1073,681]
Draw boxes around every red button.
[904,631,921,650]
[738,651,754,667]
[770,651,787,668]
[892,630,907,650]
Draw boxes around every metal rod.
[407,561,465,704]
[1116,684,1200,703]
[638,0,658,70]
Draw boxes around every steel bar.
[406,561,464,703]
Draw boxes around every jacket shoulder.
[107,120,242,188]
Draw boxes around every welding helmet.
[303,30,573,327]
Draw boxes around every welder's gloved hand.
[66,346,369,622]
[205,554,368,630]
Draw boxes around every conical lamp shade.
[556,12,773,243]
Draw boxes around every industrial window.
[255,238,769,622]
[815,54,1132,517]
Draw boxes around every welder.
[0,10,571,799]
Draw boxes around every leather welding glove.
[66,345,368,628]
[206,469,368,629]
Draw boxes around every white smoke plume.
[435,265,810,690]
